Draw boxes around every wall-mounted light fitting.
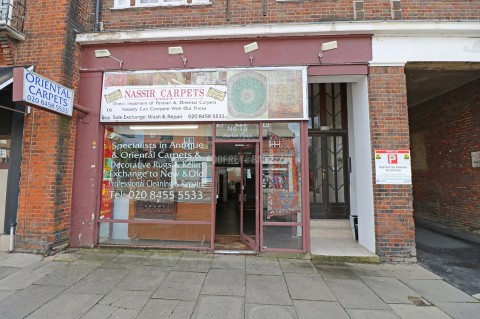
[94,49,123,69]
[168,46,187,68]
[244,42,259,66]
[319,41,338,63]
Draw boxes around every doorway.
[308,83,350,219]
[214,142,258,251]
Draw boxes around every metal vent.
[353,1,365,21]
[391,0,402,19]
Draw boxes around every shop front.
[97,68,308,252]
[72,35,373,253]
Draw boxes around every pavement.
[416,225,480,297]
[0,250,479,319]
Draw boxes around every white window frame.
[269,139,280,148]
[114,0,131,8]
[183,137,195,150]
[0,0,14,24]
[135,0,186,6]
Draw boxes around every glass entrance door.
[239,144,258,250]
[308,134,349,219]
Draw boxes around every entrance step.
[310,220,354,239]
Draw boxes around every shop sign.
[12,68,74,116]
[472,151,480,168]
[375,150,412,184]
[100,67,307,122]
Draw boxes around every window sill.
[112,2,212,10]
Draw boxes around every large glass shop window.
[99,124,213,247]
[262,122,303,250]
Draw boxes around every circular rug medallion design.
[228,72,267,118]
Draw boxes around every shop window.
[262,122,303,249]
[99,124,213,247]
[0,138,9,169]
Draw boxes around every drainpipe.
[94,0,101,31]
[9,222,17,253]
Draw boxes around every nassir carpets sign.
[99,67,307,122]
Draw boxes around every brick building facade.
[0,1,478,262]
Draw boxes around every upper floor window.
[114,0,130,8]
[114,0,209,8]
[137,0,186,6]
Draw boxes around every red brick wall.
[368,66,416,262]
[92,0,480,31]
[14,0,90,252]
[409,78,480,235]
[0,35,17,66]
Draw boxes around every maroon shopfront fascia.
[71,35,372,253]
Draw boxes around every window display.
[99,124,213,246]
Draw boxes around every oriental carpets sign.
[100,67,307,122]
[13,68,74,116]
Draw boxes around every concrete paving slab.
[293,300,350,319]
[246,304,297,319]
[0,265,18,280]
[389,304,452,319]
[403,279,478,303]
[0,261,65,290]
[0,288,16,301]
[137,299,196,319]
[153,280,203,301]
[201,268,245,296]
[313,263,360,279]
[141,253,180,267]
[73,251,119,265]
[115,265,169,291]
[362,276,421,304]
[284,272,337,301]
[101,254,148,269]
[33,263,97,286]
[25,292,103,319]
[81,304,139,319]
[246,257,282,275]
[436,302,480,319]
[192,295,244,319]
[246,274,292,305]
[99,289,152,310]
[66,267,131,294]
[174,255,213,273]
[211,255,246,270]
[164,270,207,284]
[0,252,9,261]
[0,285,65,319]
[345,309,400,319]
[348,263,442,280]
[325,279,390,310]
[152,271,206,300]
[278,259,318,274]
[0,253,43,268]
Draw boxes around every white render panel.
[76,21,480,45]
[371,36,480,66]
[350,77,375,253]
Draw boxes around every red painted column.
[368,66,416,262]
[70,71,104,248]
